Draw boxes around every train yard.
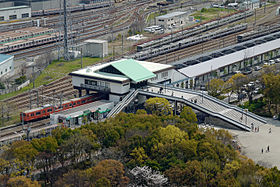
[0,0,280,144]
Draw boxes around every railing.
[138,89,251,131]
[149,83,267,123]
[107,89,137,118]
[80,83,110,92]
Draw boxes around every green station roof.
[111,59,156,83]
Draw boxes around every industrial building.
[82,39,108,58]
[0,54,14,78]
[69,59,186,103]
[156,11,189,29]
[0,6,31,21]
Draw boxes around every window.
[77,101,80,104]
[0,16,4,21]
[43,110,46,114]
[65,104,68,107]
[5,69,7,72]
[47,109,52,112]
[10,66,11,69]
[161,71,168,78]
[82,100,85,104]
[69,104,72,107]
[31,113,34,117]
[73,102,76,106]
[36,112,41,116]
[9,15,17,20]
[21,13,29,18]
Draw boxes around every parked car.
[233,70,242,74]
[269,60,275,65]
[254,66,262,71]
[275,58,280,63]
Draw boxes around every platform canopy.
[110,59,156,83]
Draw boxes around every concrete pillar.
[174,100,177,116]
[78,89,82,97]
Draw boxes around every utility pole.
[63,0,70,61]
[29,90,32,109]
[113,45,115,60]
[36,90,39,107]
[32,65,35,89]
[254,9,256,28]
[121,34,124,57]
[80,48,83,68]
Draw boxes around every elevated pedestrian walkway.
[107,89,138,118]
[138,84,267,131]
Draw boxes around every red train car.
[20,94,99,123]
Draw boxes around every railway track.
[147,11,280,64]
[0,118,50,141]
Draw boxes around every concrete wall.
[156,13,189,29]
[83,40,108,58]
[110,82,129,94]
[0,57,14,78]
[0,7,31,21]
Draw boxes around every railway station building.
[70,59,186,103]
[177,36,280,88]
[0,54,14,78]
[0,6,31,21]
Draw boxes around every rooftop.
[157,11,187,19]
[111,59,155,82]
[70,59,173,83]
[179,37,280,78]
[54,100,113,117]
[84,39,107,44]
[0,6,30,11]
[0,54,13,64]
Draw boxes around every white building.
[82,39,108,58]
[240,0,260,10]
[0,6,31,21]
[70,59,185,103]
[0,54,14,78]
[156,11,189,29]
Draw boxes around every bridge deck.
[140,85,267,131]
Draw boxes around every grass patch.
[0,57,101,101]
[191,8,236,21]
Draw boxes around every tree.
[7,176,40,187]
[144,97,172,116]
[207,78,225,97]
[54,170,88,187]
[261,74,280,115]
[225,73,248,102]
[5,140,38,176]
[129,166,168,186]
[86,159,129,186]
[128,147,149,166]
[180,106,197,123]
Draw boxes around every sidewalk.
[229,123,280,169]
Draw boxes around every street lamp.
[245,109,248,125]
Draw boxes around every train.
[0,31,76,54]
[237,24,280,43]
[136,10,253,52]
[31,1,111,17]
[129,24,247,60]
[20,94,101,123]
